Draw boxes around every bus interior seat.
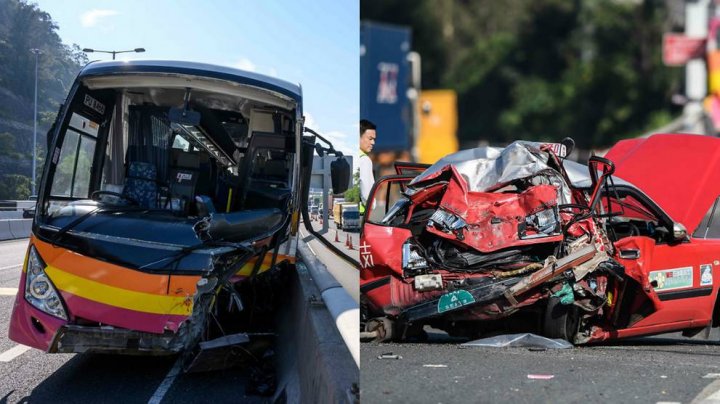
[237,132,291,210]
[169,152,200,213]
[123,161,158,209]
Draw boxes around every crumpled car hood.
[409,141,572,204]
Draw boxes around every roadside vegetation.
[362,0,684,150]
[0,0,87,199]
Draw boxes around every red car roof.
[605,133,720,232]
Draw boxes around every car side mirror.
[673,223,688,241]
[561,137,575,157]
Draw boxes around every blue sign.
[360,21,412,152]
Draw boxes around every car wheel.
[543,296,579,343]
[364,317,396,342]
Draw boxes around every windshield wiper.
[51,205,149,243]
[138,239,251,271]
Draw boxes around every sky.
[34,0,359,157]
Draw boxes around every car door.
[611,189,718,331]
[359,175,415,279]
[393,161,430,176]
[635,195,720,328]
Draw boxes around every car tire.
[543,296,579,343]
[364,317,396,342]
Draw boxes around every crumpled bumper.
[49,324,180,355]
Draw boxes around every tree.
[344,169,361,202]
[0,132,19,158]
[0,0,87,196]
[0,174,30,200]
[362,0,682,150]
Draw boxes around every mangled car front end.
[361,138,696,344]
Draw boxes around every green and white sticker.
[649,267,693,291]
[438,290,475,313]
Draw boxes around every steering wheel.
[90,190,139,206]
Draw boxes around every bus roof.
[79,60,302,102]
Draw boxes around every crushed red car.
[360,134,720,344]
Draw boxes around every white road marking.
[306,241,318,256]
[706,388,720,401]
[704,373,720,379]
[0,345,31,362]
[300,226,319,256]
[147,357,184,404]
[0,287,18,296]
[423,364,448,368]
[0,264,22,271]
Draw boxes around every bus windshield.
[37,68,300,269]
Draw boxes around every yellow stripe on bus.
[45,266,193,316]
[226,189,233,213]
[234,254,295,276]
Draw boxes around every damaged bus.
[8,60,346,367]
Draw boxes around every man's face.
[360,129,376,153]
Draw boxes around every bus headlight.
[24,246,67,320]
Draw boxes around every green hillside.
[0,0,87,199]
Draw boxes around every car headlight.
[24,246,67,320]
[520,207,560,239]
[402,240,429,277]
[428,208,466,240]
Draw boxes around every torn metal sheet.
[462,333,573,349]
[426,174,563,253]
[409,141,572,204]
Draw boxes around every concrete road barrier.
[0,219,31,241]
[297,240,359,367]
[0,220,12,241]
[274,259,358,404]
[0,211,22,220]
[10,219,31,239]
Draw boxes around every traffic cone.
[335,230,340,242]
[345,233,350,247]
[347,234,354,250]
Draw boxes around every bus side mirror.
[331,157,350,194]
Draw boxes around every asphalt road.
[0,238,270,403]
[361,328,720,404]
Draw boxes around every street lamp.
[82,47,145,60]
[30,48,41,197]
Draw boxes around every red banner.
[663,33,706,66]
